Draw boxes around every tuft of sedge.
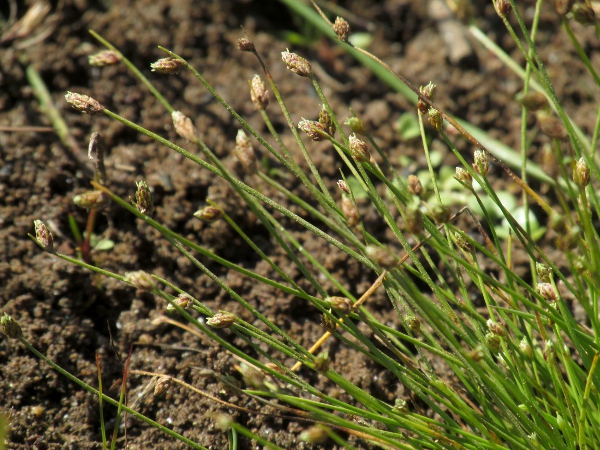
[555,0,575,17]
[65,92,104,115]
[519,338,533,358]
[333,16,351,42]
[249,74,269,110]
[405,206,423,236]
[133,181,154,216]
[1,313,23,339]
[536,110,567,140]
[427,107,443,131]
[125,270,156,292]
[172,111,199,143]
[300,425,330,444]
[494,0,512,17]
[73,190,109,210]
[516,91,548,111]
[88,50,120,67]
[281,50,312,77]
[238,362,266,390]
[573,157,590,188]
[234,129,257,173]
[418,82,436,115]
[318,105,336,137]
[150,57,185,74]
[366,245,398,270]
[237,36,255,52]
[206,311,236,328]
[349,134,370,163]
[455,167,473,189]
[407,174,423,197]
[314,351,330,373]
[326,296,354,313]
[194,205,223,223]
[34,220,54,253]
[344,117,367,135]
[572,2,596,25]
[473,150,489,177]
[341,195,360,227]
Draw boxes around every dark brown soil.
[1,0,597,449]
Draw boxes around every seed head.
[418,82,436,115]
[430,204,451,224]
[238,362,266,390]
[88,50,120,66]
[407,175,423,197]
[473,150,489,177]
[206,311,236,328]
[337,180,350,194]
[73,190,109,209]
[234,129,257,173]
[172,111,198,143]
[519,338,533,358]
[341,195,359,227]
[494,0,512,17]
[537,110,567,140]
[318,105,336,137]
[427,107,443,131]
[314,351,330,373]
[485,333,501,352]
[536,263,552,283]
[572,3,596,25]
[1,313,22,339]
[249,74,269,110]
[125,270,156,292]
[454,232,474,253]
[326,296,353,313]
[366,245,398,270]
[537,282,557,301]
[487,319,507,337]
[333,16,351,42]
[405,315,421,334]
[455,167,473,188]
[150,57,185,74]
[133,181,154,216]
[556,226,580,252]
[167,293,193,311]
[300,425,330,444]
[65,92,104,115]
[555,0,575,17]
[320,312,337,332]
[237,36,255,52]
[516,91,548,111]
[154,376,172,397]
[298,119,326,141]
[344,117,367,135]
[349,134,370,163]
[405,206,423,236]
[194,205,223,223]
[573,157,590,188]
[281,50,312,77]
[34,220,54,253]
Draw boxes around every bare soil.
[1,0,597,449]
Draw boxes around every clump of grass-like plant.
[7,0,600,448]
